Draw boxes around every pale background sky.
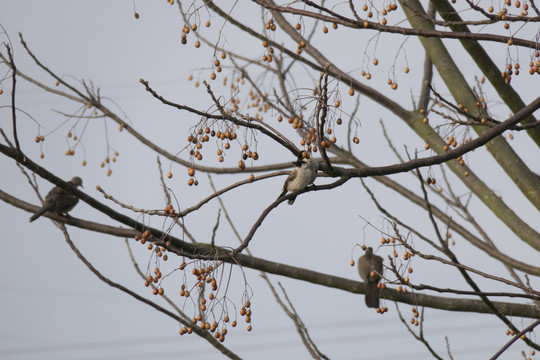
[1,1,539,359]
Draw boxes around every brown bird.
[357,247,383,308]
[29,176,83,222]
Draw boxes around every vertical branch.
[156,156,172,205]
[5,44,20,151]
[417,2,435,112]
[317,64,333,173]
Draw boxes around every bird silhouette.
[357,247,383,308]
[29,176,83,222]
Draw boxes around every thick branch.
[2,187,539,318]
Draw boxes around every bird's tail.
[29,204,53,222]
[278,190,297,205]
[364,282,380,308]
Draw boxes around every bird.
[278,156,318,205]
[357,247,384,308]
[29,176,83,222]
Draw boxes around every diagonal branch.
[57,225,241,359]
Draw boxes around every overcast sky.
[1,1,539,359]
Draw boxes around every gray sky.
[1,1,539,359]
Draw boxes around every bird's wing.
[374,255,384,275]
[283,169,298,191]
[278,168,297,199]
[357,254,370,282]
[44,186,66,203]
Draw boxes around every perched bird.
[29,176,83,222]
[278,157,318,205]
[357,247,384,308]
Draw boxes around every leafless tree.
[1,1,540,359]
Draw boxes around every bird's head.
[70,176,83,188]
[292,157,312,167]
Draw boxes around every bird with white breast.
[278,156,318,205]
